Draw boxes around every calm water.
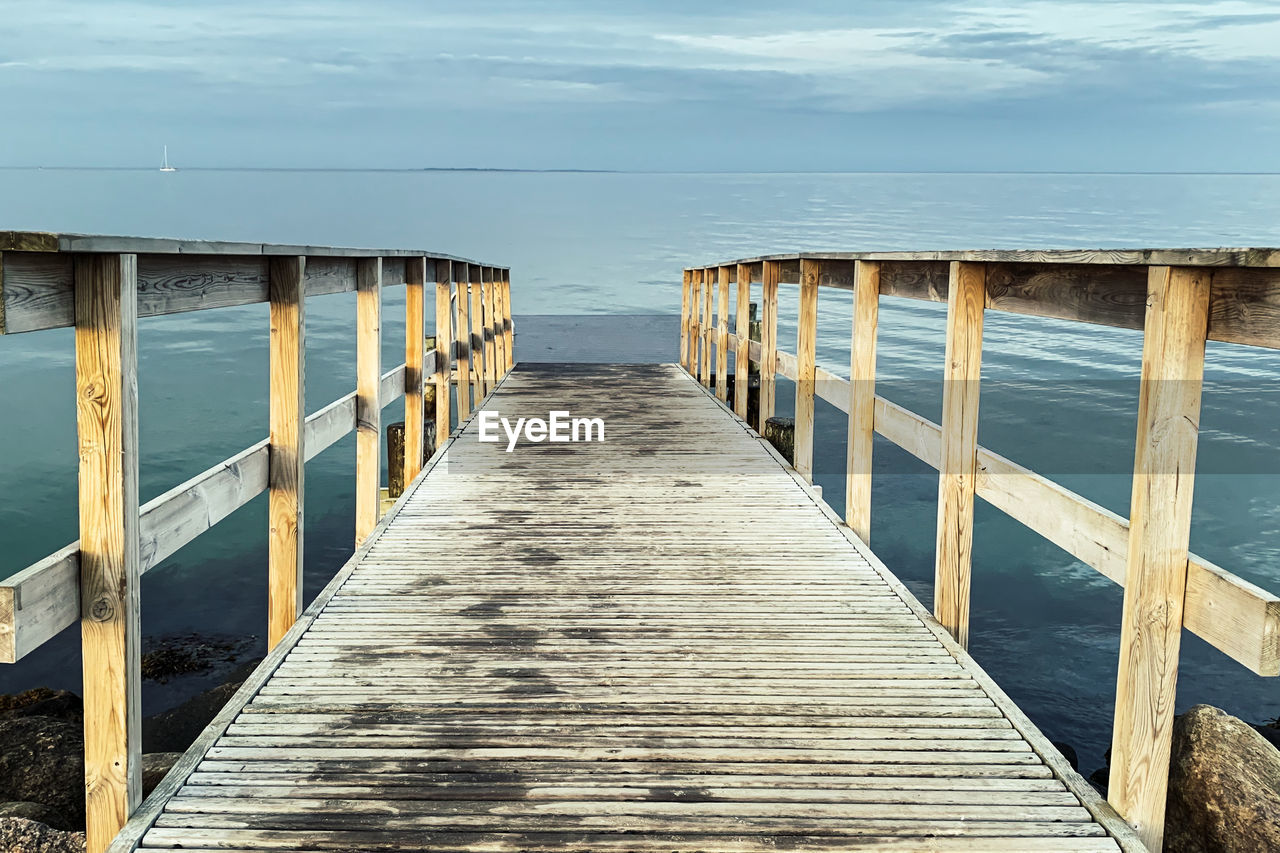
[1,169,1278,771]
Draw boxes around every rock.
[0,689,81,724]
[140,633,253,683]
[1051,741,1078,771]
[142,752,183,797]
[763,416,795,465]
[0,802,62,824]
[0,716,83,831]
[0,817,84,852]
[1166,704,1280,853]
[1251,722,1280,751]
[143,678,243,753]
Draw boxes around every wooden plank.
[716,266,730,402]
[759,260,780,432]
[470,266,486,399]
[1108,266,1211,849]
[435,262,453,450]
[354,258,382,545]
[794,260,820,481]
[735,264,750,419]
[846,261,879,543]
[680,269,691,370]
[404,257,427,485]
[267,257,305,649]
[934,262,985,649]
[456,263,472,419]
[75,253,142,853]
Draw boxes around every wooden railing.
[0,232,513,853]
[679,249,1280,852]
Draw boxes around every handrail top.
[0,230,505,268]
[694,247,1280,269]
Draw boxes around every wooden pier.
[2,234,1279,852]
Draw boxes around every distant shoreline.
[4,166,1280,176]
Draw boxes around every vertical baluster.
[934,261,985,648]
[434,260,453,451]
[734,264,750,419]
[1108,265,1211,850]
[75,253,141,853]
[268,256,305,648]
[355,257,382,545]
[404,256,426,485]
[759,260,780,432]
[455,263,472,419]
[846,260,880,543]
[794,260,821,482]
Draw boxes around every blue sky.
[2,0,1279,171]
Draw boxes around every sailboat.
[160,146,176,172]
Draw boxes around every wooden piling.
[403,256,427,486]
[700,268,713,387]
[455,263,472,420]
[434,261,452,450]
[846,260,880,544]
[759,260,780,433]
[75,253,141,853]
[716,266,730,402]
[794,259,820,482]
[470,265,485,400]
[482,267,498,392]
[680,269,692,369]
[354,257,382,546]
[267,256,305,649]
[502,270,514,371]
[735,264,750,419]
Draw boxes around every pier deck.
[121,363,1135,852]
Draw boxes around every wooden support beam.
[502,270,514,370]
[267,256,305,649]
[700,269,713,386]
[74,253,141,853]
[455,264,471,420]
[434,262,453,450]
[688,269,702,373]
[1108,265,1211,850]
[716,266,730,401]
[482,267,498,392]
[404,257,426,486]
[469,266,485,400]
[934,261,986,649]
[680,269,692,370]
[492,268,507,377]
[846,260,880,543]
[759,260,780,433]
[794,259,820,481]
[734,263,750,419]
[354,258,382,546]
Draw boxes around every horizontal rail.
[707,256,1280,349]
[0,358,426,662]
[723,329,1279,676]
[0,251,509,335]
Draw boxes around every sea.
[1,168,1278,775]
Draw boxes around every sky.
[2,0,1279,172]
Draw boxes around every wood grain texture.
[716,266,730,402]
[701,269,713,386]
[735,264,750,419]
[456,264,472,420]
[267,257,305,650]
[689,269,702,374]
[120,363,1130,853]
[934,262,986,650]
[846,261,880,543]
[469,267,486,400]
[355,258,382,546]
[492,269,508,377]
[1108,266,1211,849]
[435,263,453,451]
[404,257,427,486]
[794,260,820,482]
[680,270,691,369]
[75,253,142,853]
[502,271,514,371]
[482,268,498,392]
[760,260,780,432]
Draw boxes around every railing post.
[455,263,472,420]
[355,257,382,545]
[267,256,305,649]
[492,267,507,377]
[934,261,985,649]
[846,260,880,544]
[469,265,485,399]
[502,269,514,371]
[680,269,692,370]
[794,259,820,482]
[706,266,716,384]
[404,256,427,485]
[716,266,730,402]
[759,260,779,433]
[1108,265,1211,850]
[483,267,498,391]
[734,263,750,419]
[689,268,703,374]
[74,252,141,853]
[434,260,453,451]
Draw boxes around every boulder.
[0,716,83,831]
[0,817,84,852]
[0,802,63,824]
[0,689,81,724]
[143,679,242,753]
[142,752,183,797]
[1165,704,1280,852]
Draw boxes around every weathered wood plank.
[1108,266,1211,849]
[267,257,305,649]
[75,253,142,853]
